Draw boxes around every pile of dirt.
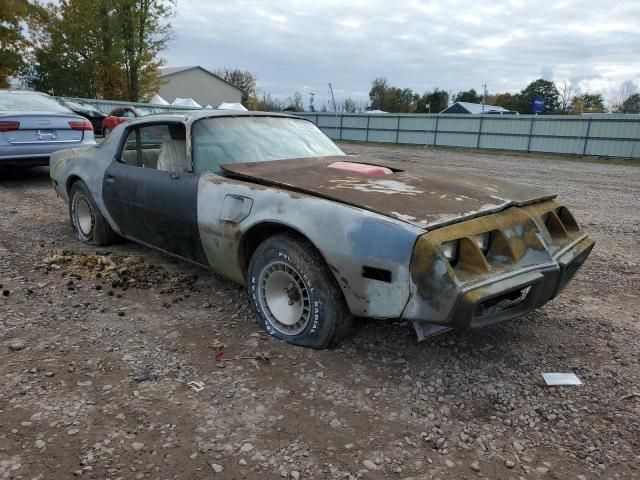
[40,249,199,292]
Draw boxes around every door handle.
[105,175,115,184]
[169,173,180,180]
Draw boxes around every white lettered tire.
[248,234,352,349]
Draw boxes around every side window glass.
[118,123,188,171]
[123,110,135,118]
[120,129,140,166]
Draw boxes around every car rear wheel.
[102,127,109,137]
[69,181,117,245]
[248,234,352,349]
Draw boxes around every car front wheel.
[248,234,352,349]
[69,181,117,245]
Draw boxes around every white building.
[157,66,242,108]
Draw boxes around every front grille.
[472,285,532,319]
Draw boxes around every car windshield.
[192,116,344,173]
[137,107,160,116]
[65,99,99,113]
[0,91,72,113]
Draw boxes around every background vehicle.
[0,90,96,168]
[56,98,107,135]
[50,111,594,349]
[101,106,161,136]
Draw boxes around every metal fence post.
[339,114,343,140]
[434,115,440,146]
[476,116,484,149]
[365,115,370,142]
[526,116,536,152]
[395,116,401,144]
[582,117,592,156]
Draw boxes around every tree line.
[365,77,639,115]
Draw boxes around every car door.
[102,122,209,266]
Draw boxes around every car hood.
[221,156,555,230]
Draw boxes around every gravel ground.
[0,144,639,480]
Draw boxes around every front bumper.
[403,201,595,340]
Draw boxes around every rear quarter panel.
[49,126,125,232]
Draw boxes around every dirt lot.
[1,144,639,480]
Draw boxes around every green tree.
[415,88,449,113]
[383,87,415,113]
[569,93,606,114]
[369,77,388,110]
[0,0,40,87]
[215,68,256,105]
[342,97,356,113]
[520,78,560,114]
[425,88,449,113]
[454,88,482,104]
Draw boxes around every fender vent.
[362,266,392,283]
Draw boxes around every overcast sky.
[164,0,640,107]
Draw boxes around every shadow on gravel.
[0,166,51,185]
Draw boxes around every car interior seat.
[157,124,188,172]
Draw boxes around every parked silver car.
[0,90,96,168]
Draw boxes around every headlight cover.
[474,232,491,254]
[441,240,459,262]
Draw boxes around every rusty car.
[49,111,595,348]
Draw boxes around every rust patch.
[221,156,554,230]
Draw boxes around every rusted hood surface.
[221,156,555,230]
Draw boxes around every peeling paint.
[327,178,423,195]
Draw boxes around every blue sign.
[531,96,545,114]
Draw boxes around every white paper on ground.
[542,373,582,386]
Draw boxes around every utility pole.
[481,82,487,112]
[309,92,315,112]
[328,83,337,112]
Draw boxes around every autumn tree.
[569,93,606,114]
[25,0,174,101]
[487,92,524,112]
[215,68,256,105]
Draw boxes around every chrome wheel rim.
[259,261,310,335]
[75,195,93,237]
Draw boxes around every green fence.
[61,97,640,158]
[296,112,640,158]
